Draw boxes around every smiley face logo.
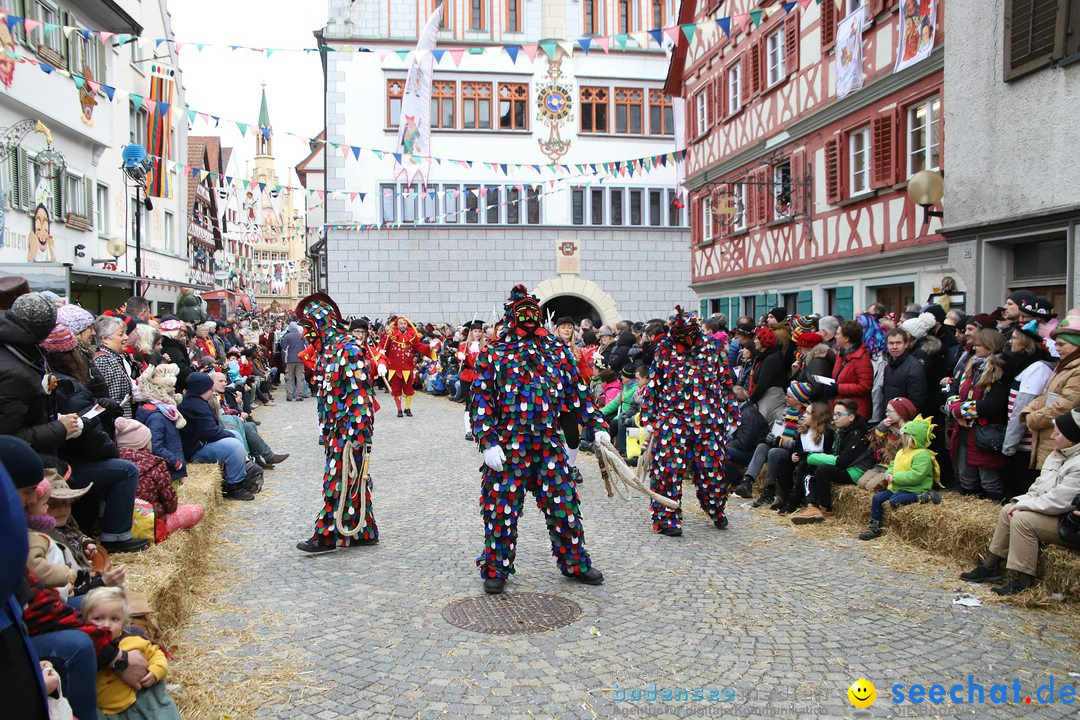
[847,678,876,708]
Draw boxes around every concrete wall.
[944,0,1080,227]
[326,225,691,323]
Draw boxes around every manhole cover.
[442,592,582,635]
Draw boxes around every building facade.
[318,0,692,325]
[186,135,225,292]
[0,0,191,314]
[941,0,1078,312]
[668,0,949,322]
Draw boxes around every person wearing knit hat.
[10,292,58,342]
[0,434,45,496]
[40,324,77,355]
[887,397,918,424]
[922,304,946,327]
[788,381,813,404]
[795,331,823,349]
[961,408,1080,596]
[767,307,788,326]
[57,303,96,346]
[900,315,929,340]
[1049,313,1080,349]
[1019,314,1080,470]
[755,325,777,348]
[1004,290,1037,321]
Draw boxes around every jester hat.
[667,305,702,350]
[295,292,343,340]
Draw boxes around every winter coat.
[729,401,769,455]
[806,418,873,481]
[795,344,837,403]
[882,350,928,412]
[946,357,1010,469]
[91,346,135,418]
[913,334,945,413]
[278,329,307,364]
[832,344,873,420]
[601,380,638,418]
[598,380,621,407]
[1003,354,1054,457]
[748,345,786,404]
[135,403,187,481]
[120,447,178,519]
[159,336,193,392]
[1011,443,1080,514]
[177,394,234,458]
[0,315,67,455]
[1023,350,1080,469]
[52,373,119,463]
[605,331,637,374]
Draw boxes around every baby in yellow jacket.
[81,587,180,720]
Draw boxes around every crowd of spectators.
[0,280,291,718]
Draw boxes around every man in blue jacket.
[178,372,253,501]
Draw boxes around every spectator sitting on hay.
[960,409,1080,596]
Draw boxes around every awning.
[70,266,211,294]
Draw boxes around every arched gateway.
[533,277,622,328]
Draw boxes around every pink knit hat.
[40,324,77,354]
[114,417,152,450]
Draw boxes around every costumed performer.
[381,315,435,418]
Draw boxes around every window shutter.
[95,36,106,83]
[797,290,813,316]
[835,285,854,320]
[869,0,886,18]
[749,40,762,96]
[741,52,753,100]
[1004,0,1066,81]
[755,167,769,224]
[790,150,804,212]
[742,177,755,227]
[824,137,842,204]
[706,81,714,127]
[784,11,799,76]
[715,74,725,121]
[51,172,62,221]
[821,0,836,52]
[871,112,896,189]
[84,176,93,221]
[61,12,73,67]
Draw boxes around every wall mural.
[79,64,98,127]
[29,181,55,262]
[0,24,15,89]
[536,53,572,162]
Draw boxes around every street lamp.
[907,169,944,227]
[121,144,153,295]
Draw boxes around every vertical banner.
[146,64,176,198]
[895,0,937,73]
[835,9,865,98]
[672,96,686,204]
[393,5,443,187]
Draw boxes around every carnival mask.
[671,322,702,348]
[511,298,541,332]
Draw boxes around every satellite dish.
[107,237,127,258]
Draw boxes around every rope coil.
[593,434,679,510]
[333,440,371,538]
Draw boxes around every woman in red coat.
[832,320,873,420]
[458,321,486,440]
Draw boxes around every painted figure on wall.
[79,64,98,127]
[0,25,15,89]
[29,204,55,263]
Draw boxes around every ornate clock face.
[535,83,573,122]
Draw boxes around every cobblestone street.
[186,393,1078,719]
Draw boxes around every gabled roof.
[295,129,326,187]
[664,0,699,96]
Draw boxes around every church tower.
[253,84,276,187]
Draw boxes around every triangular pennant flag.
[358,193,366,202]
[664,26,681,44]
[264,47,277,57]
[24,19,41,34]
[196,42,206,52]
[595,36,611,53]
[783,1,797,12]
[62,25,78,40]
[539,39,557,59]
[577,37,592,54]
[467,47,484,54]
[734,13,751,33]
[717,17,731,37]
[500,163,508,174]
[680,23,697,44]
[392,152,402,163]
[71,74,85,90]
[395,49,410,61]
[102,84,115,100]
[449,48,465,66]
[86,80,100,94]
[521,43,539,62]
[800,0,814,9]
[431,48,445,62]
[351,145,361,160]
[144,98,157,113]
[130,94,143,111]
[765,5,783,17]
[236,122,247,137]
[3,16,20,33]
[186,108,197,124]
[748,9,764,27]
[648,29,664,47]
[614,34,628,50]
[373,149,383,159]
[504,44,521,62]
[341,144,351,159]
[376,50,388,62]
[99,31,113,45]
[630,31,648,48]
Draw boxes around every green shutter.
[95,33,106,83]
[16,148,29,210]
[61,12,71,66]
[730,296,741,318]
[797,289,813,316]
[754,293,767,319]
[84,175,93,222]
[835,285,854,320]
[716,298,730,318]
[765,293,778,310]
[699,299,709,318]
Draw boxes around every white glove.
[483,445,506,472]
[641,424,654,436]
[594,430,611,446]
[377,364,387,377]
[456,351,466,361]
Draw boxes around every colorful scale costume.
[640,307,741,534]
[295,293,378,551]
[470,285,608,591]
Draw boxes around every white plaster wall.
[945,0,1080,227]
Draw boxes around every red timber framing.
[665,0,946,286]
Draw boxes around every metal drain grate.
[442,592,583,635]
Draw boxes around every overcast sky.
[168,0,328,194]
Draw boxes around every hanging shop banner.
[146,64,176,198]
[894,0,937,73]
[393,5,442,185]
[835,9,865,98]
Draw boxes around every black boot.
[296,538,335,553]
[751,494,774,508]
[960,563,1004,584]
[733,478,754,499]
[858,520,882,541]
[396,410,404,418]
[571,467,584,484]
[714,515,729,530]
[404,408,413,417]
[484,576,505,594]
[562,567,604,585]
[101,537,150,554]
[657,525,682,537]
[347,536,379,547]
[992,572,1036,596]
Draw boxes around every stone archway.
[534,277,622,328]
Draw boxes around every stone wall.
[326,225,691,324]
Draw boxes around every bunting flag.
[145,64,175,198]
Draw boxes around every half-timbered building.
[666,0,951,321]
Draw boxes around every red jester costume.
[294,293,379,553]
[470,285,610,595]
[381,316,434,418]
[640,307,740,536]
